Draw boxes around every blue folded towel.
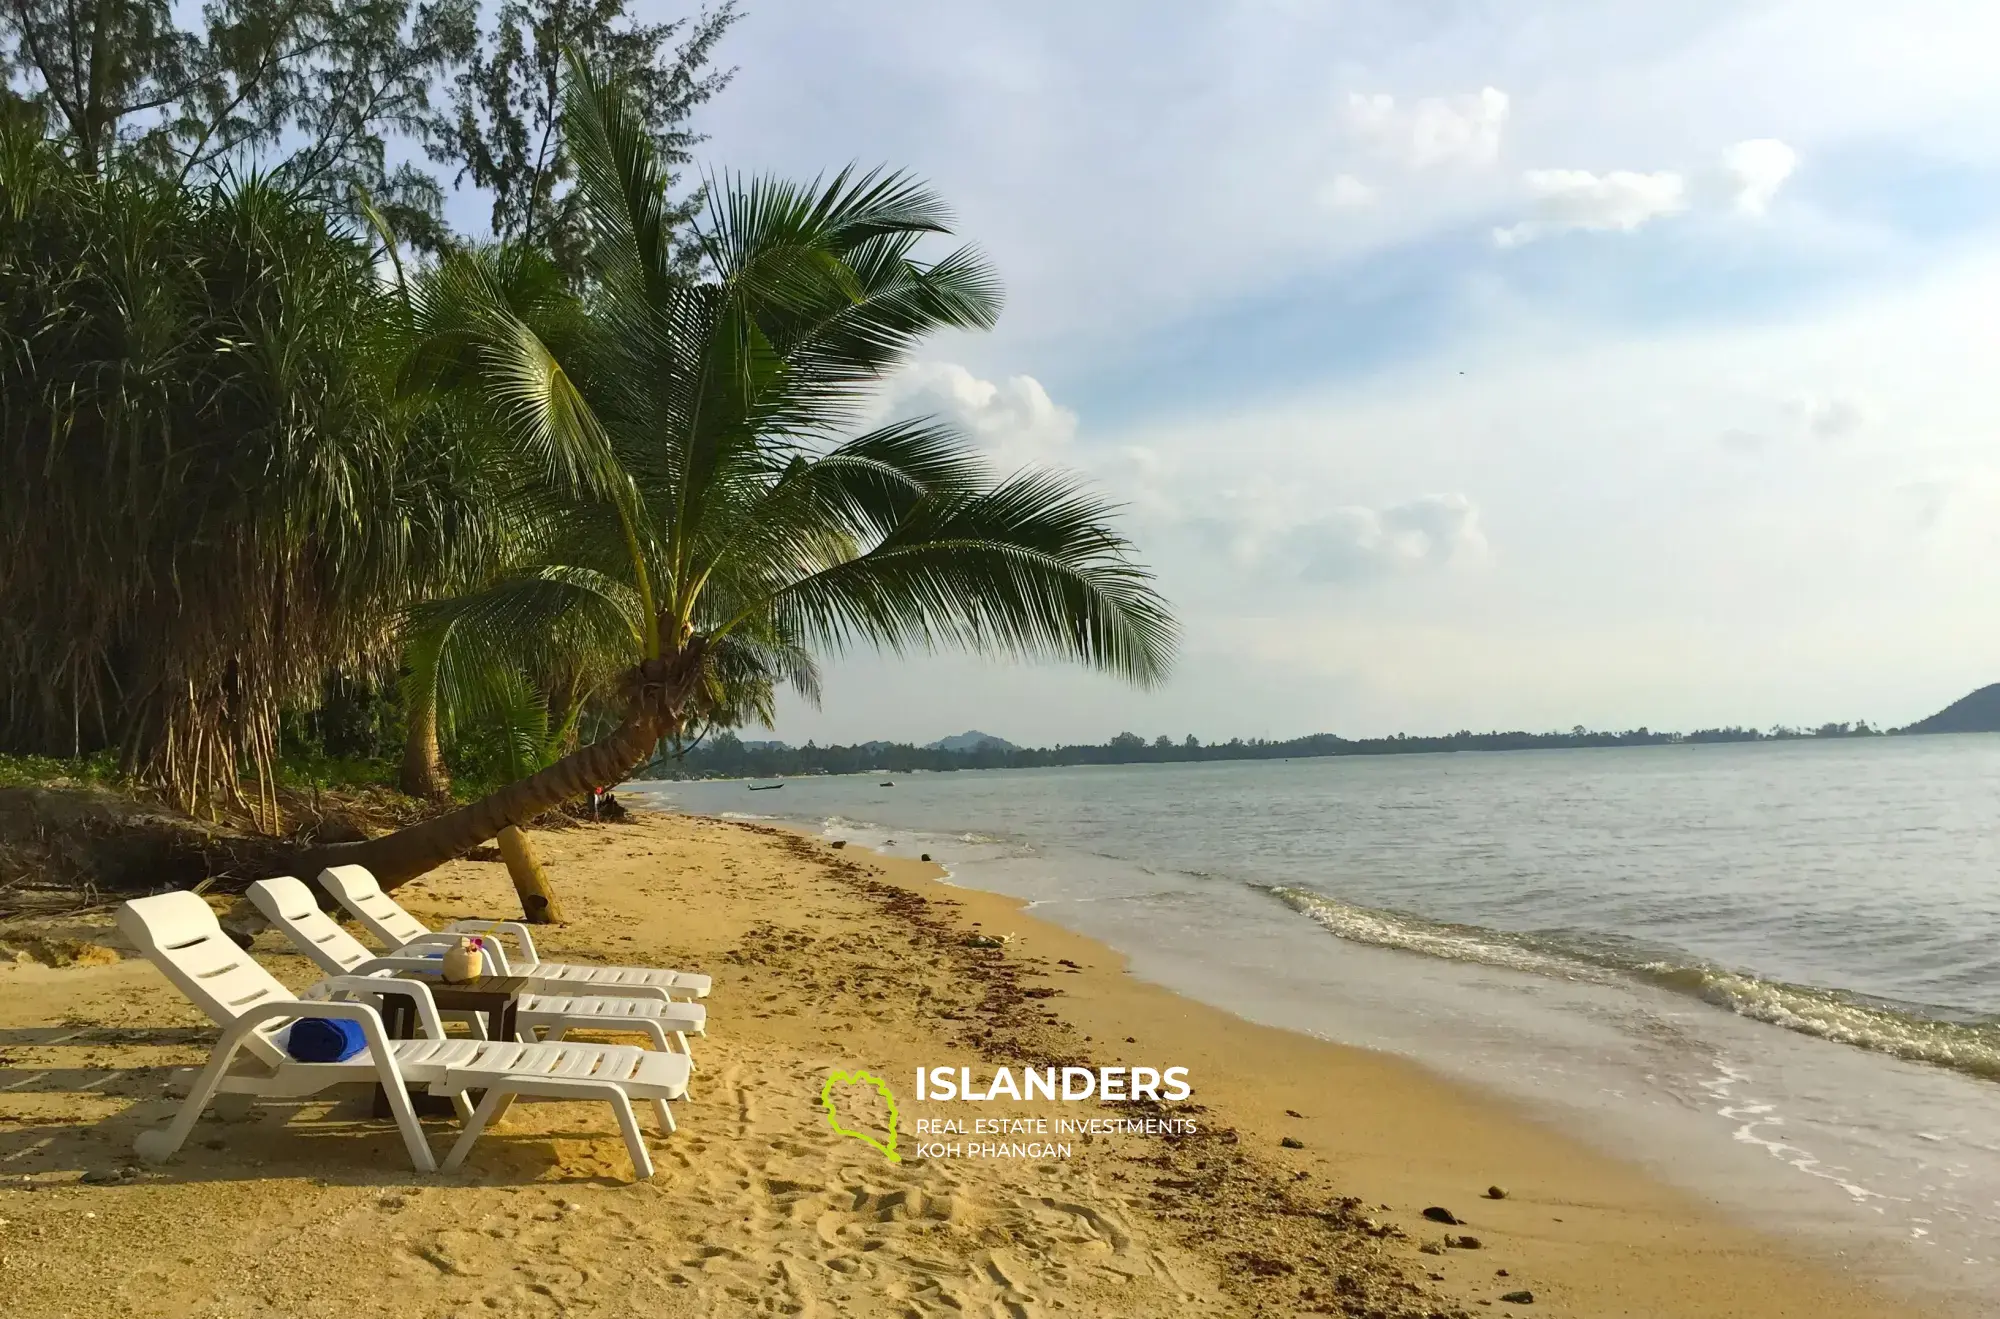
[286,1017,367,1062]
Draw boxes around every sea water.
[633,736,2000,1308]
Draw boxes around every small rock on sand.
[1280,1136,1304,1149]
[1500,1290,1535,1304]
[1486,1185,1508,1199]
[79,1167,135,1185]
[1422,1206,1461,1225]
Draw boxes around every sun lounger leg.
[377,1069,438,1173]
[610,1093,654,1180]
[441,1078,653,1180]
[651,1096,675,1135]
[134,1046,238,1163]
[442,1088,510,1172]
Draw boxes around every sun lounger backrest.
[116,891,294,1065]
[246,877,374,974]
[318,864,432,947]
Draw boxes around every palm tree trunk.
[496,824,565,923]
[310,645,704,891]
[399,697,452,800]
[308,709,664,889]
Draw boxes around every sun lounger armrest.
[222,999,406,1082]
[391,931,471,952]
[441,918,538,966]
[348,953,465,977]
[309,975,449,1041]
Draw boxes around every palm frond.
[754,469,1176,688]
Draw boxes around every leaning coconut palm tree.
[309,56,1176,893]
[403,574,817,916]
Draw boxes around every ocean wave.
[1266,886,2000,1081]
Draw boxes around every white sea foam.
[1268,885,2000,1081]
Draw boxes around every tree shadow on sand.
[1,1078,662,1189]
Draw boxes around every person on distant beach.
[590,785,604,821]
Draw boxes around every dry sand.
[0,811,1950,1317]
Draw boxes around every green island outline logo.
[821,1068,901,1163]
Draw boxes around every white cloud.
[1722,137,1799,215]
[1496,137,1797,247]
[1317,173,1378,210]
[1346,86,1510,170]
[1493,169,1688,246]
[1791,393,1870,439]
[1898,478,1954,530]
[1719,427,1773,453]
[1292,494,1488,582]
[1722,392,1874,452]
[874,363,1077,468]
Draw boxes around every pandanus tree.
[310,57,1177,897]
[0,117,502,818]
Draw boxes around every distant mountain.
[925,730,1016,753]
[1902,684,2000,734]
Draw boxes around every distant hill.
[926,730,1016,753]
[1902,684,2000,734]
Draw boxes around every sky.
[650,0,2000,746]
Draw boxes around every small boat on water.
[747,783,784,791]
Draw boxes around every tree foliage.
[427,0,736,271]
[311,58,1175,883]
[0,121,499,815]
[0,0,477,243]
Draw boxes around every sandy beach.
[0,811,1950,1318]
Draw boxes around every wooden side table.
[372,973,532,1118]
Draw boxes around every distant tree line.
[654,720,1890,779]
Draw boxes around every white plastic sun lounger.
[118,891,691,1179]
[318,863,712,1000]
[247,877,705,1063]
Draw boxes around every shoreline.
[656,753,2000,1304]
[799,829,1952,1319]
[0,811,1951,1316]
